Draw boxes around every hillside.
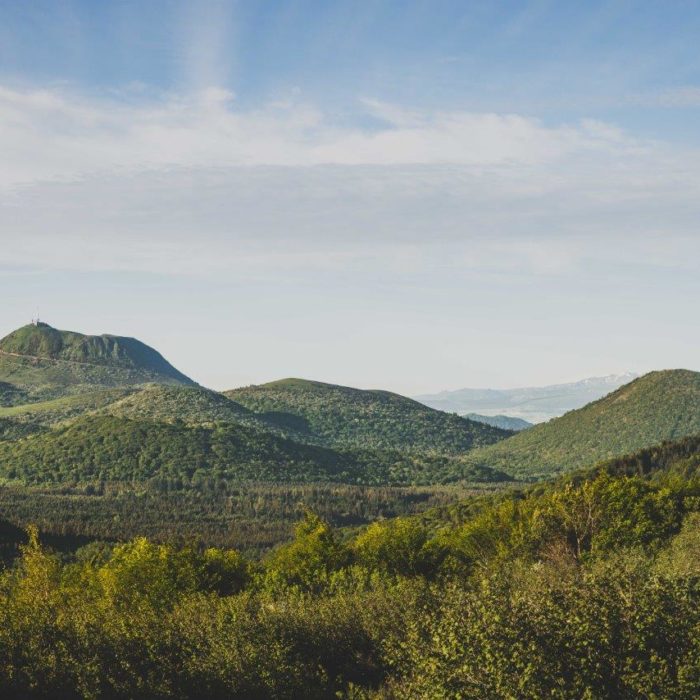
[594,434,700,480]
[101,384,256,425]
[225,378,511,453]
[97,384,350,444]
[466,370,700,478]
[0,323,194,402]
[0,388,134,430]
[0,414,510,486]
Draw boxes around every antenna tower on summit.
[31,310,40,326]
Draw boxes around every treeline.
[0,437,699,698]
[0,482,477,554]
[596,434,700,478]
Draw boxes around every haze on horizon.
[0,1,698,395]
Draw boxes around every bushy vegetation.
[225,378,510,453]
[0,389,133,434]
[101,384,256,425]
[0,436,698,698]
[0,418,44,442]
[468,369,700,478]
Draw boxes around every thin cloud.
[0,84,640,189]
[0,84,698,282]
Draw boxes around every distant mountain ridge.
[415,373,639,422]
[465,414,533,431]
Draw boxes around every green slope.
[0,389,133,421]
[97,384,331,444]
[466,370,700,479]
[0,415,511,486]
[0,323,194,403]
[101,384,255,425]
[225,378,511,453]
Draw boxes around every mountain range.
[0,322,697,489]
[414,373,640,423]
[0,323,510,486]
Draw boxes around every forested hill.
[0,323,194,401]
[224,378,511,453]
[466,369,700,479]
[0,414,510,486]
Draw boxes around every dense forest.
[0,482,487,554]
[0,435,698,698]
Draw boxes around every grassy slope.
[0,324,194,403]
[466,370,700,479]
[0,389,133,420]
[97,384,334,445]
[225,378,511,453]
[101,385,255,424]
[0,324,193,382]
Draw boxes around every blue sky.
[0,1,698,392]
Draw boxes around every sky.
[0,0,698,394]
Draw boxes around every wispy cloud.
[0,84,698,281]
[0,84,643,188]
